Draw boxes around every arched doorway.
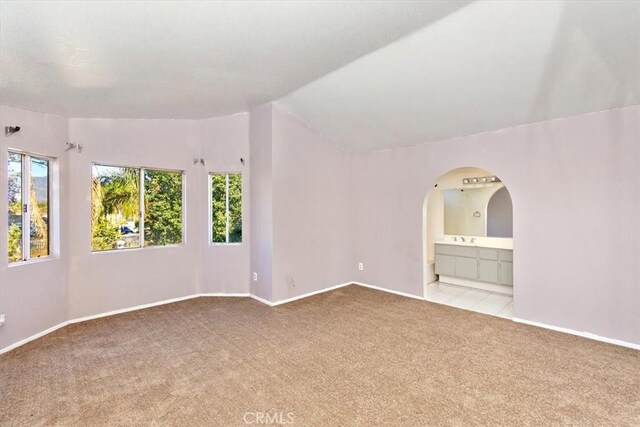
[423,167,514,318]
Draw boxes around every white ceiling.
[2,1,638,153]
[0,0,468,119]
[279,0,640,152]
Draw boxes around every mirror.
[443,185,512,237]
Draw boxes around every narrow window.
[91,164,184,251]
[7,152,23,262]
[211,173,242,244]
[92,164,141,251]
[7,151,51,263]
[144,169,184,247]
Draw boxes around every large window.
[92,164,183,251]
[8,151,51,263]
[210,173,242,244]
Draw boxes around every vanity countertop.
[436,240,513,250]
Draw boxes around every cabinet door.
[455,257,478,279]
[499,261,513,285]
[435,254,456,276]
[478,260,499,283]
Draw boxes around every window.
[210,173,242,243]
[144,169,183,247]
[91,164,183,251]
[7,151,51,263]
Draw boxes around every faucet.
[470,238,475,244]
[453,236,458,242]
[460,237,466,242]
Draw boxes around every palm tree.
[99,168,139,220]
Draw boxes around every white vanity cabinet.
[434,243,513,286]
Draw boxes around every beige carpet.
[1,285,639,426]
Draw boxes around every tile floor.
[424,282,513,318]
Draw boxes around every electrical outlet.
[0,314,5,326]
[253,272,258,281]
[358,262,364,271]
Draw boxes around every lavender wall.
[201,113,251,294]
[352,106,640,344]
[0,106,69,349]
[271,106,354,301]
[249,104,274,301]
[66,118,203,319]
[2,103,638,350]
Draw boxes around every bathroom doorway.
[423,167,514,318]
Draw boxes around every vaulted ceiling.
[1,1,638,153]
[0,0,467,119]
[280,0,640,152]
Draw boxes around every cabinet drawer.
[499,250,513,262]
[455,257,478,279]
[435,254,456,276]
[478,248,498,260]
[435,244,477,258]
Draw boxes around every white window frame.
[7,150,54,264]
[91,162,186,253]
[208,172,242,245]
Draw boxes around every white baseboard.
[439,275,513,295]
[0,321,70,355]
[512,318,640,351]
[68,294,203,324]
[250,282,423,308]
[353,282,424,301]
[3,285,637,354]
[271,282,354,306]
[1,292,251,354]
[249,293,274,306]
[200,293,251,298]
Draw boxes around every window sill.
[8,256,56,268]
[91,243,185,255]
[209,243,243,247]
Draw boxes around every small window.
[92,164,141,251]
[211,173,242,244]
[92,164,184,252]
[144,169,183,246]
[7,151,51,263]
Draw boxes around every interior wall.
[353,106,640,345]
[66,118,203,319]
[0,106,69,349]
[201,113,251,294]
[2,103,638,349]
[249,104,274,301]
[271,105,354,301]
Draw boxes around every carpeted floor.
[1,285,639,426]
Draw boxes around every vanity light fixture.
[462,175,501,185]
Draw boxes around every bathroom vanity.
[434,242,513,294]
